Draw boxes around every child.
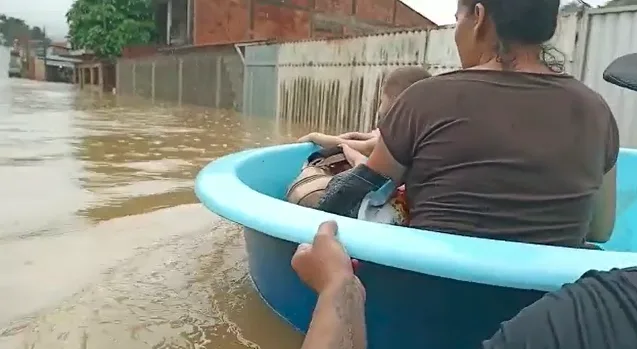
[294,67,432,224]
[298,66,432,157]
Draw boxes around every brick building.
[154,0,437,47]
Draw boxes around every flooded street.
[0,77,304,349]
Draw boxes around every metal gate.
[242,44,279,118]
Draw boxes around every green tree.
[0,14,28,46]
[66,0,157,59]
[0,14,51,47]
[560,1,587,13]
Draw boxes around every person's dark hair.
[461,0,564,72]
[382,66,432,100]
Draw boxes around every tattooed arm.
[302,276,367,349]
[293,222,367,349]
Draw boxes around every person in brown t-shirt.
[364,0,619,247]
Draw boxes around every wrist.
[321,274,365,300]
[309,132,323,142]
[354,156,368,167]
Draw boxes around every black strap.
[307,146,344,163]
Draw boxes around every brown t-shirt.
[379,70,619,247]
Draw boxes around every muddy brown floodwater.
[0,78,309,349]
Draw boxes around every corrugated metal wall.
[277,30,429,135]
[270,13,581,135]
[116,46,244,110]
[578,5,637,147]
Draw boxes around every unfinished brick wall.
[252,3,311,41]
[194,0,250,45]
[193,0,437,46]
[354,0,394,23]
[395,1,437,28]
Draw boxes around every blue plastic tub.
[195,143,637,349]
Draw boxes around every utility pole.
[22,34,30,79]
[43,26,48,81]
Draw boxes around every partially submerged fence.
[117,5,637,146]
[243,12,582,135]
[116,45,243,110]
[243,5,637,147]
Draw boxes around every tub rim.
[195,143,637,292]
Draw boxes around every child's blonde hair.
[382,66,432,100]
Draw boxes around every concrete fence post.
[215,56,222,108]
[178,58,183,106]
[99,64,104,91]
[151,61,156,102]
[115,62,119,94]
[132,63,137,96]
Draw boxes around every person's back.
[382,70,617,246]
[365,0,619,247]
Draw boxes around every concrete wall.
[193,0,436,45]
[0,47,8,78]
[117,45,243,110]
[33,58,46,81]
[121,45,162,59]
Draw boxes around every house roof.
[50,41,71,49]
[45,60,76,68]
[40,54,83,67]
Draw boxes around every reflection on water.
[0,78,305,349]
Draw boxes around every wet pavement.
[0,77,305,349]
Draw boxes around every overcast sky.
[1,0,610,39]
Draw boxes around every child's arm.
[340,138,377,157]
[338,131,376,141]
[303,133,377,157]
[304,133,344,149]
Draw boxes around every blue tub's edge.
[195,144,637,292]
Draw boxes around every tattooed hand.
[292,221,360,294]
[296,221,367,349]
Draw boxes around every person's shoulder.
[397,70,470,102]
[551,76,615,123]
[404,70,473,89]
[400,69,516,95]
[544,73,592,93]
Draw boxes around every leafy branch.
[66,0,157,59]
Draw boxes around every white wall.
[578,5,637,147]
[0,46,9,80]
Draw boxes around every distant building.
[54,47,116,92]
[49,41,72,56]
[152,0,437,47]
